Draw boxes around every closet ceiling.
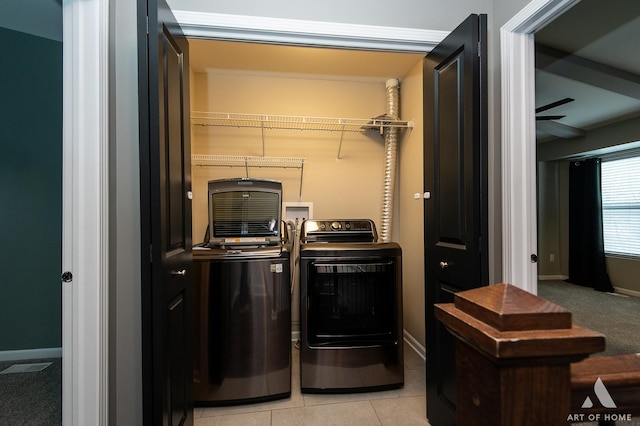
[188,39,424,80]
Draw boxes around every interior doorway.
[534,0,640,286]
[534,1,640,357]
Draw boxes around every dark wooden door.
[138,0,193,423]
[424,14,488,426]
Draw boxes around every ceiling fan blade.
[536,115,566,121]
[535,97,574,113]
[537,120,585,139]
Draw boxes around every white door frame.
[499,0,580,294]
[62,1,579,423]
[62,0,110,424]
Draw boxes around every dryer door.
[306,260,399,347]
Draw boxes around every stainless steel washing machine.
[192,178,292,405]
[192,246,291,405]
[299,219,403,393]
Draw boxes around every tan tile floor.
[194,342,430,426]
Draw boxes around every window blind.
[601,156,640,257]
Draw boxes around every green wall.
[0,27,62,351]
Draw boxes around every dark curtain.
[567,159,614,292]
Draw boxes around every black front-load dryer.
[299,219,403,393]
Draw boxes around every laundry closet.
[188,38,427,403]
[189,38,424,326]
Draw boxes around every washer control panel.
[301,219,377,242]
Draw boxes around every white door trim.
[499,0,580,294]
[173,10,446,52]
[62,0,110,424]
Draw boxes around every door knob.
[171,269,186,276]
[439,261,449,269]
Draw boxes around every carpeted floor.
[0,357,61,425]
[538,280,640,356]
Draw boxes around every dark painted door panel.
[424,14,488,426]
[139,0,193,423]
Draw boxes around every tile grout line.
[368,399,384,426]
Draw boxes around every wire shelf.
[191,155,307,198]
[192,154,305,168]
[191,112,413,133]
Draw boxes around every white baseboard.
[614,286,640,299]
[538,277,640,298]
[403,330,426,361]
[0,347,63,362]
[538,275,569,281]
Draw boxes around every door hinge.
[478,41,481,57]
[150,244,153,263]
[146,16,149,35]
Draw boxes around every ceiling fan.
[535,97,585,139]
[535,97,574,121]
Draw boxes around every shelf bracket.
[336,121,346,160]
[261,119,266,157]
[298,162,305,200]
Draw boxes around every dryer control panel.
[300,219,377,243]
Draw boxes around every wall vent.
[0,362,52,374]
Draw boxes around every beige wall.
[397,61,426,346]
[537,161,562,277]
[191,70,400,241]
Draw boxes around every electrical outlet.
[550,254,555,262]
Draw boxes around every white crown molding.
[502,0,580,33]
[173,10,446,53]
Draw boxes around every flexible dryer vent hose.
[380,78,399,243]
